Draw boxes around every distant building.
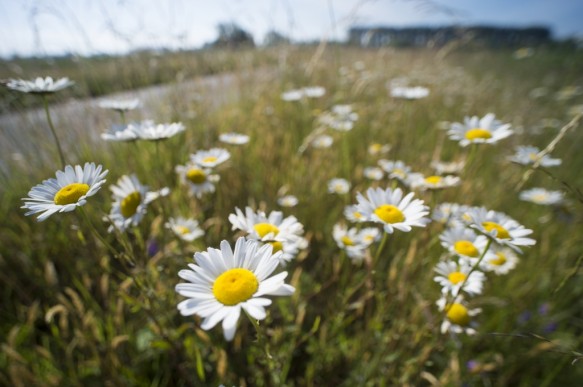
[348,26,552,48]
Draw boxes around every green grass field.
[1,44,583,386]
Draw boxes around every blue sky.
[1,0,582,57]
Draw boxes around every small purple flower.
[147,239,159,257]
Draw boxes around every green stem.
[449,238,492,306]
[374,232,389,263]
[246,311,279,382]
[43,95,66,168]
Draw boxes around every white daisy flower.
[175,237,295,341]
[132,121,185,141]
[98,98,140,112]
[328,178,351,194]
[303,86,326,98]
[332,224,368,261]
[480,246,519,275]
[355,187,430,234]
[22,163,108,221]
[447,113,513,147]
[434,260,486,296]
[464,207,536,252]
[519,188,564,205]
[319,105,358,131]
[363,167,384,181]
[368,143,391,156]
[508,145,562,167]
[6,76,74,94]
[277,195,299,208]
[390,86,429,100]
[101,124,139,142]
[432,203,468,226]
[166,217,205,242]
[281,89,304,101]
[378,160,411,182]
[175,163,217,198]
[344,204,365,223]
[311,135,334,149]
[107,174,164,232]
[219,132,250,145]
[228,207,306,265]
[410,174,461,191]
[190,148,231,169]
[437,296,481,335]
[439,226,489,261]
[431,160,465,175]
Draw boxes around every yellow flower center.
[175,225,190,235]
[212,268,258,306]
[482,221,510,239]
[369,143,381,153]
[202,156,218,164]
[186,169,207,184]
[448,271,466,285]
[353,211,362,219]
[454,241,479,257]
[465,128,492,140]
[269,241,283,253]
[393,169,405,178]
[54,183,90,205]
[532,193,548,202]
[254,223,280,238]
[446,303,470,326]
[374,204,405,224]
[528,153,539,162]
[120,191,142,218]
[489,252,507,266]
[425,175,442,185]
[341,236,354,246]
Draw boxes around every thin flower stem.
[79,207,120,259]
[43,95,66,168]
[449,238,492,307]
[374,232,389,263]
[245,311,279,380]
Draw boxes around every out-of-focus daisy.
[344,204,365,223]
[175,163,217,198]
[432,203,472,227]
[319,105,358,131]
[101,124,138,142]
[447,113,513,147]
[22,163,108,221]
[355,187,429,234]
[219,132,250,145]
[390,86,430,100]
[368,143,391,156]
[6,76,74,94]
[229,207,306,265]
[434,260,486,296]
[311,134,334,149]
[439,226,489,261]
[166,217,204,242]
[328,178,351,194]
[555,86,582,101]
[281,89,304,101]
[191,148,231,169]
[303,86,326,98]
[363,167,384,181]
[508,145,562,167]
[464,207,536,252]
[333,224,379,261]
[437,296,481,335]
[378,160,411,182]
[107,174,166,232]
[519,188,564,206]
[175,237,295,341]
[410,174,461,191]
[431,160,465,175]
[98,98,140,112]
[277,195,299,208]
[132,120,185,141]
[480,246,519,275]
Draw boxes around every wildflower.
[131,120,185,141]
[431,160,465,175]
[333,224,379,261]
[519,188,564,205]
[303,86,326,98]
[219,132,250,145]
[447,113,513,147]
[363,167,384,181]
[439,226,489,262]
[437,296,481,335]
[434,260,486,296]
[409,174,460,191]
[368,143,391,156]
[319,105,358,131]
[378,159,411,182]
[166,217,205,242]
[508,145,561,167]
[390,86,429,99]
[479,246,519,275]
[328,178,350,194]
[311,134,334,149]
[355,187,429,234]
[98,98,140,111]
[101,124,139,142]
[344,204,365,223]
[175,163,217,198]
[107,174,166,232]
[190,148,231,169]
[6,76,74,94]
[22,163,108,221]
[277,195,299,208]
[432,203,469,226]
[281,89,304,101]
[175,238,295,341]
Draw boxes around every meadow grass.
[1,44,583,386]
